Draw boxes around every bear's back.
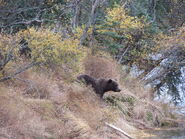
[77,74,121,98]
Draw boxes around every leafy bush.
[94,5,165,69]
[0,28,86,81]
[95,5,153,66]
[17,28,86,70]
[96,5,144,53]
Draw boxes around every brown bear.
[77,74,121,98]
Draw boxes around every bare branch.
[71,0,83,29]
[0,7,40,14]
[80,0,101,45]
[0,41,17,70]
[118,45,131,64]
[0,62,41,82]
[148,0,157,23]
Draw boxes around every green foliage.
[129,0,185,29]
[156,27,185,104]
[146,111,153,121]
[96,5,144,52]
[107,0,122,8]
[129,0,149,17]
[106,95,136,107]
[0,0,70,33]
[95,5,160,67]
[158,71,182,105]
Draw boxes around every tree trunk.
[80,0,101,45]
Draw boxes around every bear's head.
[104,79,121,92]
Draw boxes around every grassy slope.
[0,55,179,139]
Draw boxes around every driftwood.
[105,122,134,139]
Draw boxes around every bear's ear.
[108,79,112,83]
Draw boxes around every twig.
[0,62,41,82]
[80,0,100,45]
[0,41,17,69]
[105,122,134,139]
[118,45,131,64]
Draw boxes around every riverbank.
[142,128,185,139]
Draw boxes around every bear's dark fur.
[77,74,121,98]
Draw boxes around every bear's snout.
[116,88,121,92]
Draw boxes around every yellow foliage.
[98,5,144,37]
[74,25,93,39]
[0,35,18,75]
[106,6,144,30]
[159,26,185,50]
[96,5,146,62]
[16,28,86,69]
[0,34,14,53]
[96,5,145,57]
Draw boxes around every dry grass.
[84,55,120,81]
[103,73,178,129]
[0,54,180,139]
[0,71,137,139]
[121,75,153,100]
[0,86,51,139]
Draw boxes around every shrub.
[96,5,144,54]
[16,28,86,71]
[95,5,163,68]
[0,28,86,81]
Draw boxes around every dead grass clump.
[23,72,52,99]
[65,85,118,128]
[23,99,57,119]
[23,83,50,99]
[119,75,180,128]
[0,88,22,127]
[133,103,146,119]
[14,116,51,139]
[50,84,122,138]
[0,87,68,139]
[63,111,92,138]
[9,71,53,99]
[104,87,177,129]
[84,55,120,81]
[121,76,153,100]
[132,101,163,127]
[0,87,49,138]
